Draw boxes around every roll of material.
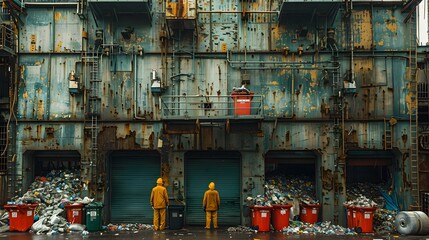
[395,211,420,235]
[395,211,429,235]
[414,211,429,235]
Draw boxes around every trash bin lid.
[3,203,39,209]
[65,203,84,208]
[272,204,292,209]
[169,205,185,210]
[86,202,104,208]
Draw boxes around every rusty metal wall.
[11,0,419,225]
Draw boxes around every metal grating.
[422,192,429,215]
[0,122,7,172]
[418,83,429,100]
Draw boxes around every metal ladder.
[408,15,419,209]
[384,118,392,150]
[330,44,342,150]
[82,50,100,183]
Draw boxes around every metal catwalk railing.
[0,25,16,52]
[161,95,263,120]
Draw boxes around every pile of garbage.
[9,170,86,205]
[373,208,397,234]
[345,182,399,234]
[0,170,93,235]
[0,209,8,233]
[344,195,378,208]
[346,182,386,206]
[282,220,357,235]
[246,175,318,207]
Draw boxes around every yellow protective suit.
[150,178,169,230]
[203,182,220,229]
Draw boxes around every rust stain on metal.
[36,125,42,140]
[125,123,130,134]
[309,70,317,87]
[37,100,44,120]
[54,12,62,21]
[353,10,372,50]
[402,132,408,145]
[320,99,330,117]
[384,16,397,33]
[162,162,170,187]
[296,84,302,97]
[55,41,63,53]
[322,168,333,190]
[218,65,221,82]
[45,127,54,139]
[402,153,410,189]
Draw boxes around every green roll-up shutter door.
[110,151,160,223]
[185,151,241,225]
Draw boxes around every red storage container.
[250,206,272,232]
[4,204,38,232]
[300,204,320,224]
[345,205,355,228]
[271,204,292,231]
[354,207,376,233]
[65,203,84,224]
[231,92,254,115]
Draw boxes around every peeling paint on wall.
[353,10,373,50]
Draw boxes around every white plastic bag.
[31,218,50,232]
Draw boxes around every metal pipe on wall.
[134,50,145,120]
[46,6,55,120]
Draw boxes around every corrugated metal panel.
[166,0,196,19]
[110,151,160,223]
[185,151,241,225]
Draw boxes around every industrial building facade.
[1,0,429,226]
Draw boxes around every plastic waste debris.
[106,223,153,232]
[247,175,318,207]
[344,195,378,208]
[282,220,357,235]
[1,170,91,234]
[227,225,256,233]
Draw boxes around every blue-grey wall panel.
[110,151,160,223]
[185,151,241,225]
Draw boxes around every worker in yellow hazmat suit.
[150,178,169,231]
[203,182,220,229]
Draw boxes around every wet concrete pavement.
[0,227,427,240]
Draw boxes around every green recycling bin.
[85,202,104,232]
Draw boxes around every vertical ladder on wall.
[384,118,392,149]
[90,115,98,177]
[330,44,342,149]
[89,50,100,183]
[82,50,100,184]
[408,15,419,209]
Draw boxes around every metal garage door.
[110,151,160,223]
[185,151,241,225]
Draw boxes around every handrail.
[0,25,16,52]
[160,94,263,120]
